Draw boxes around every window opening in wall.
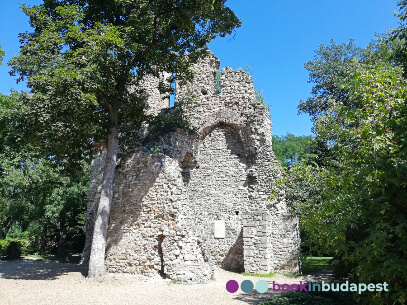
[170,72,176,107]
[246,173,257,187]
[214,71,221,94]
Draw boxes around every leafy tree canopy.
[293,31,407,304]
[298,36,400,123]
[272,133,312,168]
[8,0,241,164]
[0,92,89,256]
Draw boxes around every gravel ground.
[0,257,332,305]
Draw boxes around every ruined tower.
[83,51,301,283]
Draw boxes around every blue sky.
[0,0,401,136]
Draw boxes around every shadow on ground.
[0,257,88,280]
[305,269,334,282]
[232,290,281,305]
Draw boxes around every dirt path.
[0,257,332,305]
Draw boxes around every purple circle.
[226,280,239,293]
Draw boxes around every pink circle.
[226,280,239,293]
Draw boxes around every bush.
[0,239,23,259]
[0,240,6,256]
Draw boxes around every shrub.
[0,240,7,257]
[0,239,23,259]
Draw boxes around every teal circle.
[256,280,269,293]
[241,280,254,293]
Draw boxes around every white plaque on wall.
[214,220,225,239]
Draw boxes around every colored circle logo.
[241,280,254,293]
[256,280,269,293]
[226,280,239,293]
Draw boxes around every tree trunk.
[88,103,120,278]
[40,220,48,253]
[2,217,12,239]
[58,209,66,259]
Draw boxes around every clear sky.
[0,0,401,136]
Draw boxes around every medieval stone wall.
[183,125,248,269]
[138,72,171,116]
[83,51,301,282]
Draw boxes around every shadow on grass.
[0,256,87,280]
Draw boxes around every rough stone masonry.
[82,51,301,283]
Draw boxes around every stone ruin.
[82,51,301,283]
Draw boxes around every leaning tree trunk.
[88,102,120,278]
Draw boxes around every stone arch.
[200,121,256,165]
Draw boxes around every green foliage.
[255,89,267,107]
[279,163,334,256]
[301,256,333,274]
[7,0,241,163]
[214,71,222,94]
[0,46,4,66]
[0,151,89,256]
[298,36,399,122]
[313,64,407,305]
[391,1,407,76]
[0,239,23,259]
[270,134,327,255]
[0,240,7,257]
[298,31,407,304]
[272,133,313,168]
[0,91,89,256]
[149,145,162,152]
[146,106,192,140]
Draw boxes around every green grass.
[301,256,333,274]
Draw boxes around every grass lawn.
[301,256,333,274]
